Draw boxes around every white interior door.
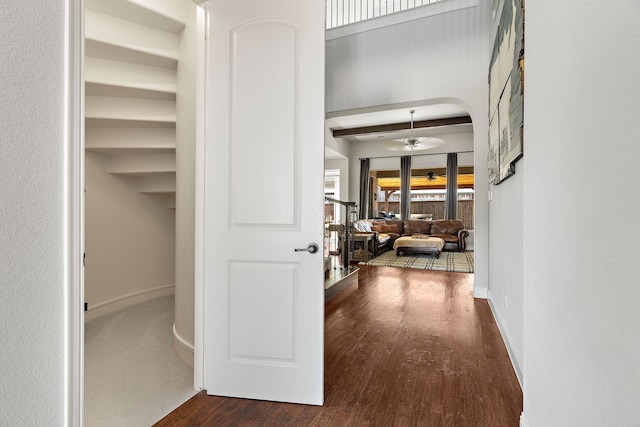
[202,0,325,405]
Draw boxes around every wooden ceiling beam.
[331,115,472,138]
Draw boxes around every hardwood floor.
[155,266,522,426]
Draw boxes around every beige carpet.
[84,295,196,427]
[361,250,474,273]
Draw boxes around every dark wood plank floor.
[155,266,522,426]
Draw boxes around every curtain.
[400,156,411,220]
[445,152,458,220]
[359,158,370,219]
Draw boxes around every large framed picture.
[488,0,524,184]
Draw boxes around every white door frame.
[64,2,207,423]
[193,1,207,391]
[65,0,85,425]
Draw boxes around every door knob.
[294,243,319,254]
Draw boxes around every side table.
[350,233,375,262]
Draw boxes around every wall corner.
[173,323,195,369]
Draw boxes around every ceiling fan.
[424,169,447,181]
[382,110,445,152]
[426,170,438,181]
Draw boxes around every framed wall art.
[488,0,524,184]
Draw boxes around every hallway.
[156,266,522,426]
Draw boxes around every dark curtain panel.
[359,158,370,219]
[445,152,458,220]
[400,156,411,220]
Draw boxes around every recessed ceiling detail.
[325,104,473,147]
[331,115,471,138]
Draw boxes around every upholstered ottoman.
[393,235,445,258]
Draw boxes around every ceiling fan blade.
[387,137,445,151]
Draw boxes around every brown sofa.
[353,220,401,256]
[353,219,469,255]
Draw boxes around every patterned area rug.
[361,250,474,273]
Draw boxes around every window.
[326,0,446,29]
[324,169,341,223]
[370,164,474,228]
[456,166,474,229]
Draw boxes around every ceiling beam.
[331,115,472,138]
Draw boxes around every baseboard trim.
[473,286,488,299]
[173,323,195,368]
[84,284,175,322]
[520,412,529,427]
[487,292,524,388]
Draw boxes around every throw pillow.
[353,220,372,232]
[371,225,384,232]
[382,224,399,233]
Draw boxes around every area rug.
[360,250,474,273]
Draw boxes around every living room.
[323,0,523,392]
[324,8,486,252]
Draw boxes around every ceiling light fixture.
[381,110,446,152]
[406,110,419,148]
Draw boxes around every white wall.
[326,2,492,295]
[324,123,352,159]
[484,0,524,387]
[488,162,524,384]
[84,152,176,317]
[0,0,66,423]
[522,1,640,425]
[324,123,351,215]
[325,158,350,204]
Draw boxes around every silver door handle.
[294,243,319,254]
